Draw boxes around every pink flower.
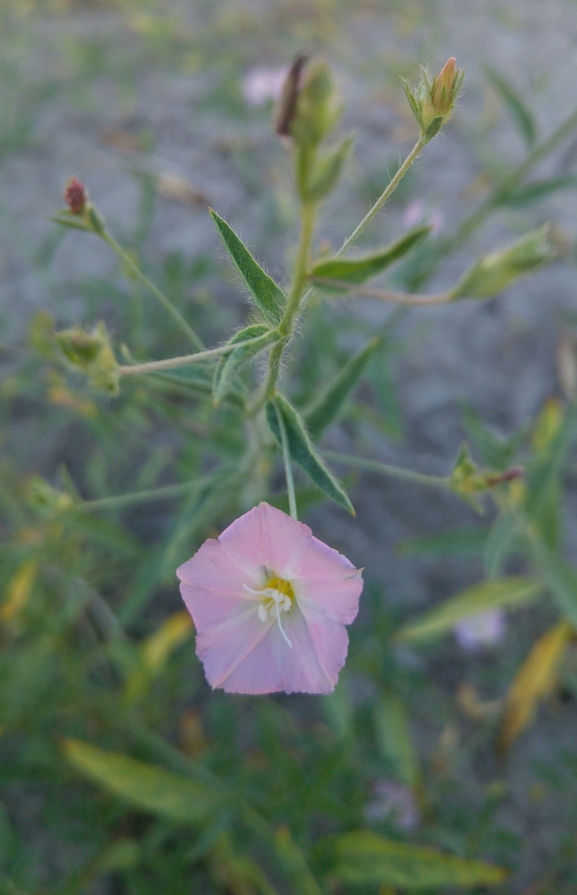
[241,66,288,106]
[454,608,506,651]
[176,502,363,695]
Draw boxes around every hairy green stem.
[274,404,298,520]
[119,336,273,376]
[337,136,427,256]
[73,478,214,512]
[259,202,317,404]
[310,278,453,305]
[102,230,204,350]
[323,451,452,489]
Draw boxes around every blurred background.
[3,0,577,892]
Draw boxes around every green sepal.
[266,393,354,514]
[303,134,354,202]
[50,211,93,232]
[305,336,380,439]
[213,324,279,406]
[310,225,431,292]
[210,209,286,326]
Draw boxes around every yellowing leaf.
[329,831,508,888]
[141,611,193,670]
[498,620,572,753]
[396,576,541,643]
[1,561,38,624]
[531,397,563,453]
[124,611,193,702]
[62,738,222,823]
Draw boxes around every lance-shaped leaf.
[396,576,542,643]
[213,324,280,405]
[498,621,573,753]
[210,209,286,326]
[305,337,381,440]
[304,134,354,202]
[375,693,419,788]
[310,225,431,293]
[266,394,354,514]
[63,738,223,823]
[529,543,577,627]
[326,831,508,888]
[483,65,536,148]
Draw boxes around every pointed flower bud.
[450,226,555,300]
[286,58,341,148]
[275,53,308,137]
[402,57,464,142]
[56,322,119,395]
[64,177,87,214]
[27,476,74,516]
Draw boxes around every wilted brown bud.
[275,53,308,137]
[64,177,87,214]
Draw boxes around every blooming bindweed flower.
[177,502,363,695]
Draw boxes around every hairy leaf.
[266,394,354,514]
[210,209,286,325]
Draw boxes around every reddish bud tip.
[64,177,87,214]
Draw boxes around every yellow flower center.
[243,575,295,647]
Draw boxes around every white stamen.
[245,583,293,648]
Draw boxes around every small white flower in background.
[402,198,445,235]
[242,66,288,106]
[454,608,506,651]
[365,779,419,830]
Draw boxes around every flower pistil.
[244,575,295,647]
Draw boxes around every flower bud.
[64,177,87,215]
[275,53,308,137]
[56,322,119,395]
[451,226,554,300]
[27,476,74,515]
[287,59,341,148]
[402,57,464,141]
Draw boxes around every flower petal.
[293,570,363,624]
[291,533,358,579]
[218,502,313,580]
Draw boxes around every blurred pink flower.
[242,66,287,106]
[454,608,506,651]
[177,503,363,695]
[365,779,419,830]
[402,198,445,235]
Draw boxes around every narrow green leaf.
[484,65,536,147]
[305,337,380,440]
[210,209,286,325]
[274,827,323,895]
[329,831,508,888]
[304,134,354,202]
[375,694,419,787]
[397,527,489,558]
[526,400,577,520]
[266,394,354,514]
[483,513,521,579]
[310,225,431,292]
[63,738,223,823]
[496,176,577,206]
[397,576,542,643]
[213,324,279,405]
[529,541,577,627]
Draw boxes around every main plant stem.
[260,202,316,403]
